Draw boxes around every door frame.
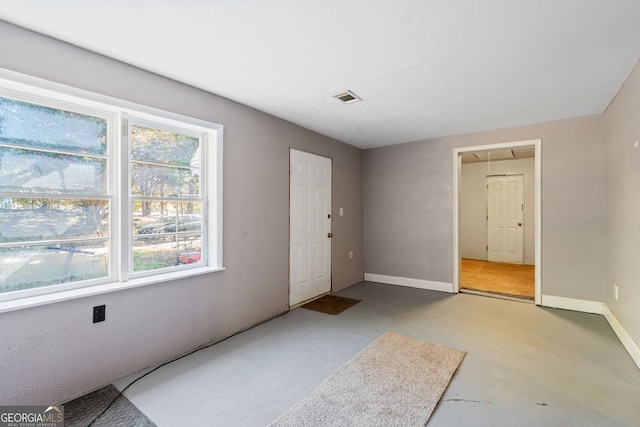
[453,139,542,305]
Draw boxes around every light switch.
[339,207,344,216]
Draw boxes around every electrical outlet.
[614,284,619,300]
[349,251,354,260]
[93,305,106,323]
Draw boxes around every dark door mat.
[301,295,361,315]
[64,384,156,427]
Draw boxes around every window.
[129,120,205,274]
[0,76,222,304]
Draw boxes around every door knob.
[328,233,333,238]
[518,223,522,227]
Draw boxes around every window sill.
[0,266,225,314]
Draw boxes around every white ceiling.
[1,0,640,149]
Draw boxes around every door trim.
[453,139,542,305]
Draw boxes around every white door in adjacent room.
[289,149,332,306]
[487,175,524,264]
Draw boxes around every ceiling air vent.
[333,90,362,104]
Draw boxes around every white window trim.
[0,68,224,313]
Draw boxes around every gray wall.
[603,59,640,347]
[0,21,364,404]
[364,115,605,301]
[461,158,536,264]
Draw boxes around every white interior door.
[289,149,332,306]
[487,175,524,264]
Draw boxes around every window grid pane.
[0,198,109,244]
[131,125,199,167]
[0,96,107,155]
[0,241,110,294]
[0,147,107,194]
[131,162,199,198]
[133,233,202,272]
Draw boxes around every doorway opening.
[453,140,541,304]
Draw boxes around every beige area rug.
[269,332,465,426]
[461,258,535,299]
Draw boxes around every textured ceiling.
[1,0,640,149]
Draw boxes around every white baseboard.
[541,295,605,314]
[364,273,454,293]
[542,295,640,370]
[602,306,640,370]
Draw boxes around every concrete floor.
[114,282,640,426]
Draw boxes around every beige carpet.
[460,258,535,299]
[269,332,465,426]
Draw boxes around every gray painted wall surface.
[364,115,605,301]
[603,59,640,347]
[364,139,455,283]
[461,158,535,264]
[0,21,364,404]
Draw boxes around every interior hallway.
[112,282,640,426]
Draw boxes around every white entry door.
[487,175,524,264]
[289,149,332,306]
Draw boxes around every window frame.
[124,115,212,280]
[0,70,224,312]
